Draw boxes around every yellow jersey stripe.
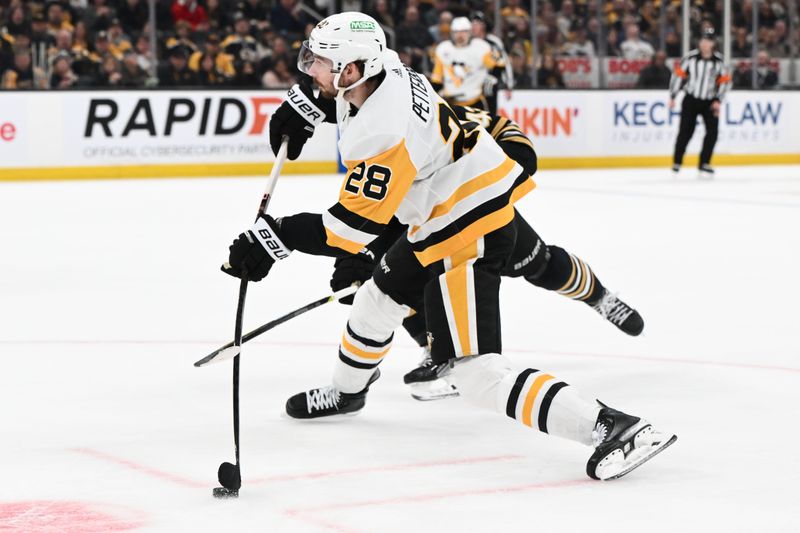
[428,157,517,221]
[324,228,365,255]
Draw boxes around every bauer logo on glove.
[222,215,292,282]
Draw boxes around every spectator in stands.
[620,22,655,59]
[764,24,788,57]
[171,0,209,31]
[89,31,110,63]
[368,0,396,30]
[5,5,29,38]
[119,48,147,86]
[134,34,153,73]
[0,29,14,76]
[734,50,778,89]
[636,50,671,88]
[50,52,78,88]
[30,12,56,50]
[261,55,294,88]
[429,10,452,43]
[257,33,289,72]
[197,52,227,85]
[659,29,678,57]
[732,26,751,58]
[107,18,133,59]
[537,53,564,88]
[191,33,234,78]
[47,2,74,34]
[223,13,258,62]
[117,0,148,38]
[510,48,532,88]
[230,58,258,86]
[240,0,269,25]
[158,46,197,85]
[83,0,114,35]
[205,0,230,34]
[3,47,39,89]
[166,19,199,58]
[94,53,122,86]
[563,25,595,57]
[270,0,305,37]
[605,27,621,56]
[396,6,433,73]
[556,0,575,38]
[73,21,90,53]
[501,0,529,30]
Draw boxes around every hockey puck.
[212,487,239,499]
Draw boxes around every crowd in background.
[0,0,797,90]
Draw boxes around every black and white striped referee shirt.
[669,50,731,101]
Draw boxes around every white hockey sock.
[451,353,600,446]
[334,279,409,394]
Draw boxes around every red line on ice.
[247,454,523,483]
[283,478,593,533]
[71,448,206,489]
[4,339,797,373]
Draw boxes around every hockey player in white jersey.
[222,12,676,481]
[430,16,505,111]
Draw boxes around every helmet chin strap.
[333,69,371,100]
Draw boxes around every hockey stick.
[194,285,359,368]
[213,138,289,499]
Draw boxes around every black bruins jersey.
[453,105,534,150]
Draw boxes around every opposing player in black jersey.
[330,105,644,400]
[669,28,731,180]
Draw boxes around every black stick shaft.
[232,275,248,468]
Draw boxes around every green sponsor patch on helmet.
[350,21,376,31]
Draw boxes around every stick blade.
[218,461,241,491]
[194,346,241,367]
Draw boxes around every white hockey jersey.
[321,53,534,266]
[431,38,502,106]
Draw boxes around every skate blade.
[280,410,363,421]
[599,433,678,481]
[409,381,460,402]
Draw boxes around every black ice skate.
[698,164,715,180]
[285,369,381,419]
[586,402,677,481]
[590,290,644,336]
[403,349,459,401]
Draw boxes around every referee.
[669,28,732,179]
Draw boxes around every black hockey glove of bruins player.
[222,214,292,282]
[330,251,377,305]
[269,80,331,160]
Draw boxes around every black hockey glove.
[330,250,377,305]
[269,81,327,160]
[222,215,292,282]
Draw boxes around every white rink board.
[498,89,800,159]
[0,90,338,169]
[1,89,798,178]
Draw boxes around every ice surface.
[1,166,799,532]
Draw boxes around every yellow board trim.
[2,153,797,182]
[0,161,338,182]
[538,153,800,170]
